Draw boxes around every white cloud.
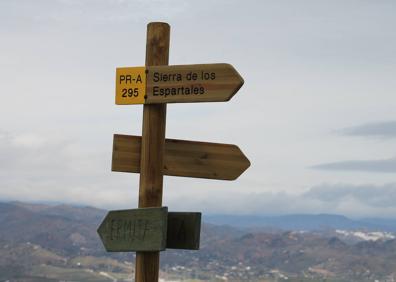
[163,183,396,218]
[1,1,396,218]
[1,130,396,218]
[0,0,191,28]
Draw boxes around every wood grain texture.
[97,207,168,252]
[167,212,201,250]
[145,63,244,104]
[112,134,251,181]
[135,22,170,282]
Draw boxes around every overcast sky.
[1,0,396,218]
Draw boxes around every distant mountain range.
[204,214,396,232]
[1,201,396,282]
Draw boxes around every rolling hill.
[1,201,396,281]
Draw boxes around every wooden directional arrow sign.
[112,134,250,180]
[97,208,202,252]
[97,207,168,252]
[115,63,244,104]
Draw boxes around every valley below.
[1,202,396,282]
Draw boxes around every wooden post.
[135,22,170,282]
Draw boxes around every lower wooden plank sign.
[167,212,201,250]
[97,207,168,252]
[112,134,250,180]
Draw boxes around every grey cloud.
[164,182,396,218]
[338,121,396,138]
[304,183,396,208]
[1,0,396,219]
[0,130,137,208]
[2,130,396,218]
[0,0,190,29]
[311,157,396,173]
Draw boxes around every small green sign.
[97,207,168,252]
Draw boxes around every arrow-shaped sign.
[97,207,168,252]
[112,134,250,180]
[115,63,244,104]
[97,207,202,252]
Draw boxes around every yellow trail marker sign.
[115,63,244,105]
[115,67,146,105]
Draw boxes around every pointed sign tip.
[224,63,244,102]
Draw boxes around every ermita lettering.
[109,218,149,242]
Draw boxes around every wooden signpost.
[98,22,250,282]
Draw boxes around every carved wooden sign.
[97,207,168,252]
[112,134,250,181]
[97,207,202,251]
